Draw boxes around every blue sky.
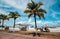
[0,0,60,27]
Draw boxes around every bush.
[44,27,50,32]
[5,26,9,30]
[37,32,41,37]
[30,32,41,37]
[32,32,36,37]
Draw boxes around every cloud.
[0,4,11,8]
[0,10,9,15]
[2,0,56,11]
[0,0,60,27]
[0,0,12,8]
[0,1,16,12]
[0,0,58,14]
[30,20,60,28]
[4,0,22,9]
[40,0,57,11]
[16,21,28,25]
[3,0,30,10]
[28,18,31,24]
[50,9,60,19]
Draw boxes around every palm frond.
[38,8,47,14]
[40,13,45,19]
[31,0,35,5]
[8,11,20,19]
[27,3,33,9]
[24,10,31,13]
[27,0,36,10]
[36,12,45,19]
[24,0,46,20]
[28,13,33,18]
[15,11,20,15]
[33,2,43,11]
[0,14,8,20]
[37,14,41,19]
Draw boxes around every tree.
[24,0,46,30]
[0,14,8,27]
[7,11,20,28]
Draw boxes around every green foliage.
[24,0,47,19]
[8,11,20,28]
[24,0,47,29]
[0,14,8,27]
[8,11,20,19]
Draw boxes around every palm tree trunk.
[33,13,37,36]
[0,19,1,24]
[2,20,4,28]
[13,18,16,28]
[34,13,37,30]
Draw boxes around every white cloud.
[0,0,57,12]
[16,21,25,24]
[4,0,22,9]
[0,10,9,15]
[51,9,60,19]
[16,21,27,24]
[0,4,11,8]
[28,18,31,24]
[3,0,30,10]
[30,20,60,28]
[15,19,60,28]
[40,0,57,11]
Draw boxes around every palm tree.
[0,14,8,27]
[0,14,3,27]
[0,13,2,23]
[24,0,46,30]
[0,19,1,24]
[7,11,20,28]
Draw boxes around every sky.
[0,0,60,28]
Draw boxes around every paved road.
[0,32,59,39]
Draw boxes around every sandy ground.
[27,28,60,32]
[0,28,60,32]
[0,32,60,39]
[49,28,60,32]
